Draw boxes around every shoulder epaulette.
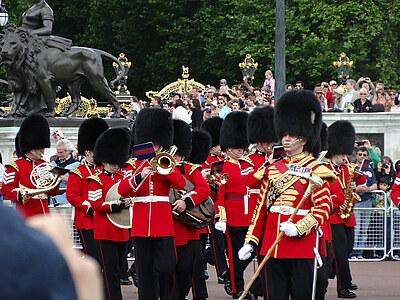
[239,155,254,166]
[5,161,19,172]
[313,163,337,184]
[126,159,137,169]
[87,172,103,186]
[189,164,202,176]
[70,167,83,179]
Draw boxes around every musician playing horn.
[239,90,336,300]
[326,121,366,299]
[118,108,186,300]
[87,127,132,300]
[2,114,60,218]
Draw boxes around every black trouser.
[210,224,229,277]
[265,257,314,300]
[226,226,254,294]
[331,224,353,292]
[316,241,333,300]
[255,246,269,299]
[191,239,208,299]
[134,236,176,300]
[98,240,127,300]
[78,228,101,265]
[172,241,195,300]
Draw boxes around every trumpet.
[131,145,178,192]
[206,173,229,187]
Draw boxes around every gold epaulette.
[87,172,103,186]
[126,159,137,169]
[313,164,337,184]
[70,167,83,179]
[239,155,254,166]
[189,164,202,176]
[5,161,19,172]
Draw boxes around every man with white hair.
[51,139,80,204]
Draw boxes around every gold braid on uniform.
[216,206,227,222]
[70,167,83,179]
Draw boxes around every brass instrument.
[15,161,63,204]
[131,146,178,192]
[339,163,361,221]
[205,173,229,188]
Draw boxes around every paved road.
[122,260,400,299]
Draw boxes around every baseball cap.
[220,79,227,84]
[329,80,337,86]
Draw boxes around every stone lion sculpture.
[0,24,124,117]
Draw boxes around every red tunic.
[215,157,253,227]
[173,163,211,246]
[245,153,334,258]
[66,161,100,230]
[88,171,129,241]
[2,158,59,219]
[118,159,186,237]
[327,162,366,227]
[390,172,400,207]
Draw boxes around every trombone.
[131,145,178,192]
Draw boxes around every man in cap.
[87,127,132,300]
[118,108,186,300]
[2,114,60,218]
[214,111,257,300]
[239,89,336,299]
[326,121,366,299]
[66,118,109,263]
[200,117,232,294]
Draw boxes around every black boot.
[338,289,356,298]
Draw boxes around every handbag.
[169,178,215,230]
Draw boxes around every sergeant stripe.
[3,172,15,184]
[88,190,102,201]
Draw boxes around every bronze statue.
[0,1,124,117]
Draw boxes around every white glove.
[238,244,254,261]
[215,221,227,233]
[280,221,298,237]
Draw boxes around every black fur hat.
[201,117,223,147]
[14,132,22,158]
[310,122,328,157]
[93,127,131,166]
[188,129,212,164]
[172,119,192,159]
[247,106,277,144]
[274,89,322,153]
[77,118,109,155]
[18,114,50,155]
[134,108,173,150]
[328,120,355,156]
[220,111,249,151]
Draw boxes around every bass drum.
[105,182,132,229]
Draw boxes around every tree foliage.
[2,0,400,101]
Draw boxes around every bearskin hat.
[274,89,322,153]
[328,120,355,156]
[187,129,212,164]
[220,111,249,151]
[200,117,223,147]
[14,132,22,158]
[247,106,277,144]
[77,118,109,155]
[134,108,173,150]
[172,119,192,159]
[309,122,328,158]
[18,114,50,155]
[93,127,131,166]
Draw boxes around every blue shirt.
[356,165,377,201]
[51,155,80,203]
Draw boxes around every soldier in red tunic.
[239,90,336,300]
[88,127,132,300]
[3,114,60,219]
[170,121,211,300]
[118,108,186,300]
[326,121,366,299]
[66,118,109,263]
[214,111,257,300]
[200,117,232,294]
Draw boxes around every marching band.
[5,88,384,300]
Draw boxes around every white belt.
[32,193,47,200]
[135,196,170,203]
[270,205,309,216]
[249,189,260,194]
